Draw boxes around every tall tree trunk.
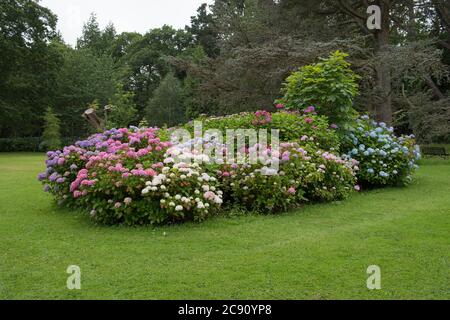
[374,0,393,125]
[433,0,450,49]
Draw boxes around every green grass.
[0,153,449,300]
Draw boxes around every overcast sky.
[40,0,212,46]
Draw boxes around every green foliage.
[106,86,138,129]
[277,51,360,129]
[76,14,117,56]
[41,107,62,151]
[186,3,219,57]
[54,45,117,137]
[0,0,62,138]
[181,46,213,119]
[146,73,186,127]
[117,25,194,113]
[407,96,450,143]
[0,137,41,152]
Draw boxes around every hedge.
[0,137,81,152]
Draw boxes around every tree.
[145,73,186,127]
[187,3,220,57]
[118,26,194,114]
[77,13,117,56]
[41,107,62,151]
[54,44,117,137]
[0,0,62,138]
[106,86,138,129]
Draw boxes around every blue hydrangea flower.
[379,171,389,178]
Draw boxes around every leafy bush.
[0,137,41,152]
[0,136,81,152]
[277,51,359,130]
[342,115,421,187]
[216,143,358,213]
[39,127,179,225]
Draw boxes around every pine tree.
[42,107,62,151]
[145,73,186,127]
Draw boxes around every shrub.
[0,137,41,152]
[276,51,359,130]
[39,127,178,225]
[216,143,358,213]
[342,115,421,187]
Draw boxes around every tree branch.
[337,0,367,21]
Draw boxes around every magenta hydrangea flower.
[304,106,316,114]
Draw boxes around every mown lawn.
[0,153,449,300]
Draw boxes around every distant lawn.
[0,153,449,300]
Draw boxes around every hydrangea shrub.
[38,127,215,225]
[343,116,421,187]
[38,111,420,226]
[216,143,358,213]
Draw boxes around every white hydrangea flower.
[197,202,205,209]
[162,167,170,174]
[164,157,175,164]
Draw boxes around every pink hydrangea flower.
[304,106,316,113]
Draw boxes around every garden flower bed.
[39,108,421,226]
